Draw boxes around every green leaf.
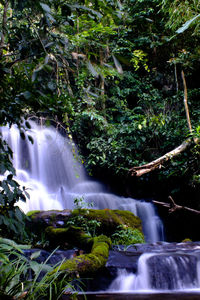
[30,251,41,260]
[21,91,32,100]
[7,174,13,181]
[15,208,23,222]
[46,13,56,23]
[29,260,42,274]
[28,135,34,144]
[71,4,102,19]
[87,61,99,78]
[112,55,123,74]
[176,14,200,34]
[0,244,13,251]
[40,2,51,13]
[0,253,9,263]
[20,131,25,140]
[25,121,31,129]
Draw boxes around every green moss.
[26,210,41,218]
[49,213,57,222]
[71,209,142,236]
[27,208,143,249]
[45,225,93,249]
[91,235,111,261]
[45,226,68,237]
[51,235,111,276]
[114,210,142,229]
[182,238,192,242]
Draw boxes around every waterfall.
[109,244,200,292]
[1,121,163,242]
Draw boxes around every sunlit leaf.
[87,61,99,78]
[176,14,200,34]
[40,2,51,13]
[30,251,41,260]
[20,91,31,100]
[112,55,123,74]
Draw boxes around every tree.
[129,1,200,177]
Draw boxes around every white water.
[109,251,200,292]
[1,121,164,242]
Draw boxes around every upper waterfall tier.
[1,121,164,243]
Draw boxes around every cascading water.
[108,242,200,293]
[1,121,163,242]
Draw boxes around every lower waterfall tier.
[24,241,200,294]
[108,242,200,292]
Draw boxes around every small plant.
[74,196,93,211]
[0,238,73,300]
[66,197,101,237]
[111,225,145,245]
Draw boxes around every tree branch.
[130,69,200,177]
[181,70,198,144]
[130,139,192,176]
[181,70,192,135]
[153,196,200,215]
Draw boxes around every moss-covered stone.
[28,209,141,233]
[45,225,93,250]
[45,226,68,239]
[182,238,192,242]
[27,209,71,226]
[27,208,144,249]
[51,235,111,276]
[26,210,41,218]
[71,209,142,236]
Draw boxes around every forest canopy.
[0,0,200,230]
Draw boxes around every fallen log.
[130,139,192,176]
[130,70,199,177]
[153,196,200,215]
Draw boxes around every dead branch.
[182,70,198,144]
[130,139,192,176]
[153,196,200,215]
[130,69,200,177]
[181,70,192,135]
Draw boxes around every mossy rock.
[27,208,143,248]
[71,209,142,236]
[27,209,71,220]
[45,225,93,250]
[27,209,71,224]
[182,238,192,243]
[51,235,111,276]
[28,209,141,232]
[26,210,41,218]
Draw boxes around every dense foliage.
[0,0,200,241]
[0,238,70,299]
